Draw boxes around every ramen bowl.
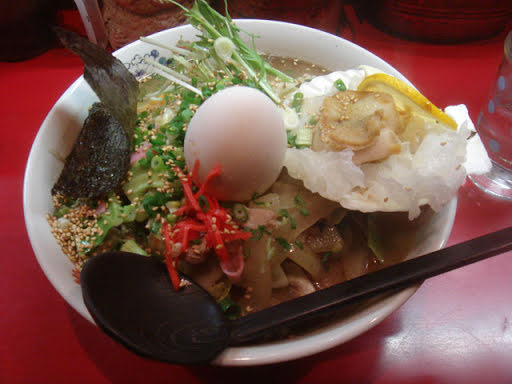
[23,20,457,366]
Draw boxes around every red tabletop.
[2,8,512,384]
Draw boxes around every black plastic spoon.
[80,226,512,365]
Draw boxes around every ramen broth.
[109,56,422,316]
[201,56,419,314]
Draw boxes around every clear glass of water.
[469,30,512,200]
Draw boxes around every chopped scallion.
[279,209,296,230]
[232,203,249,222]
[214,36,236,60]
[334,79,346,91]
[276,237,291,251]
[295,127,313,147]
[292,92,304,112]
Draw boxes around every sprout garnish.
[147,0,294,103]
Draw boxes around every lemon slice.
[357,73,457,130]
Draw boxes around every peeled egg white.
[184,86,286,201]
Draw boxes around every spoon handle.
[230,226,512,344]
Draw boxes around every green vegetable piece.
[54,206,70,218]
[294,197,309,216]
[334,79,346,91]
[122,204,137,222]
[294,195,306,207]
[208,279,232,301]
[218,296,241,320]
[249,225,271,240]
[232,203,249,223]
[166,213,178,224]
[122,161,169,202]
[148,218,162,235]
[214,36,235,60]
[198,195,210,213]
[287,131,297,148]
[120,239,148,256]
[142,191,169,217]
[367,215,385,263]
[150,155,165,171]
[94,198,136,247]
[279,209,296,230]
[292,92,304,112]
[295,127,313,148]
[308,115,318,126]
[276,237,292,251]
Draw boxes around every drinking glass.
[469,30,512,200]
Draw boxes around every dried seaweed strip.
[52,103,131,199]
[54,27,138,138]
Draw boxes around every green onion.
[150,155,165,171]
[149,219,162,234]
[142,191,169,217]
[294,195,309,216]
[166,213,178,224]
[232,203,249,222]
[218,296,241,320]
[249,225,270,240]
[294,195,306,207]
[282,107,300,131]
[276,237,291,251]
[198,195,210,212]
[279,209,296,230]
[367,215,385,263]
[137,110,149,124]
[307,115,318,126]
[214,36,236,60]
[295,127,313,147]
[334,79,346,91]
[287,131,297,148]
[292,92,304,112]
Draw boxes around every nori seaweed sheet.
[51,103,131,199]
[54,27,138,138]
[51,28,139,199]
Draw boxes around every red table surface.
[2,8,512,384]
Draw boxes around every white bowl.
[23,20,456,366]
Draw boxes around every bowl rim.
[23,19,457,366]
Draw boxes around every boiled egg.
[184,86,286,201]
